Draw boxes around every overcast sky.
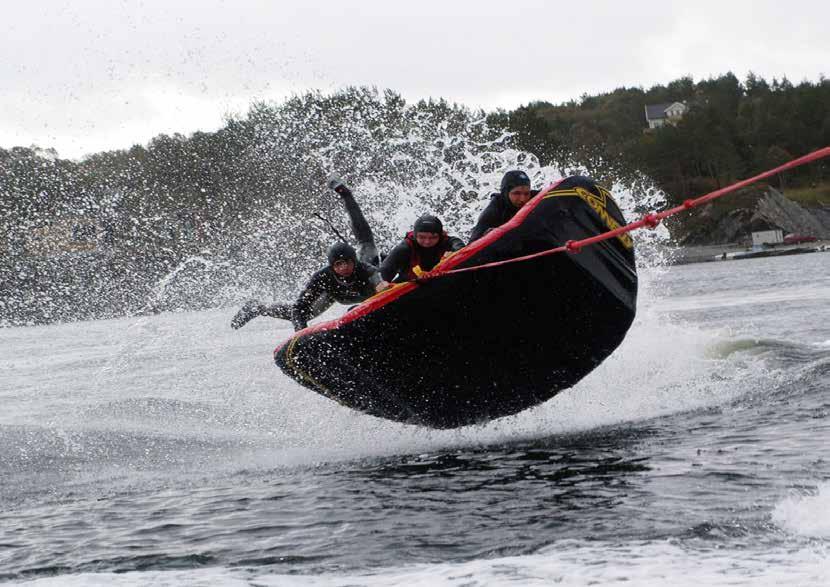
[2,0,827,159]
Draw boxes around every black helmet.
[500,170,531,197]
[413,213,443,234]
[327,242,357,266]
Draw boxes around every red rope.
[417,146,830,282]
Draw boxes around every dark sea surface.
[1,251,828,586]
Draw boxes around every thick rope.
[417,146,830,282]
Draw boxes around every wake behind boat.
[274,177,638,428]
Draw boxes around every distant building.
[16,208,207,258]
[24,216,103,257]
[644,102,688,129]
[751,229,783,247]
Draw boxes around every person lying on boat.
[231,177,383,331]
[231,242,383,330]
[468,169,538,242]
[379,214,465,283]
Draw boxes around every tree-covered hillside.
[494,73,829,206]
[2,75,828,325]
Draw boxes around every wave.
[773,482,830,539]
[11,539,829,587]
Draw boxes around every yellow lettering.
[545,187,633,249]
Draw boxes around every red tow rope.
[418,146,830,281]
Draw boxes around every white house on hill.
[644,102,688,129]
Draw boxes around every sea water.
[1,252,828,586]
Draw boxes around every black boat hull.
[275,176,638,428]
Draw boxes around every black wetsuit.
[380,232,465,283]
[236,185,382,332]
[287,263,380,330]
[468,189,540,243]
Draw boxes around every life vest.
[403,230,450,280]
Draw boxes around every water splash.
[773,482,830,538]
[1,87,671,327]
[143,255,233,314]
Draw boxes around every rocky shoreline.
[669,240,830,265]
[665,184,830,264]
[678,186,830,243]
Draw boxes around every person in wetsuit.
[231,178,383,331]
[380,214,465,283]
[468,170,538,242]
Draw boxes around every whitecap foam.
[773,482,830,538]
[11,540,829,587]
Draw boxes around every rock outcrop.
[753,188,830,238]
[679,187,830,245]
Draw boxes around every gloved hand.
[326,174,353,198]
